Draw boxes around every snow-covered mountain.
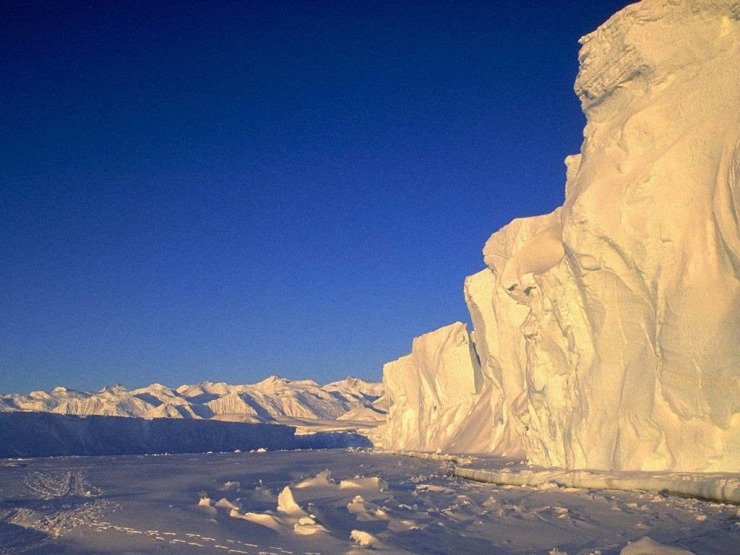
[0,376,385,426]
[381,0,740,472]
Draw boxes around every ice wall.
[0,412,297,458]
[382,322,491,452]
[382,0,740,471]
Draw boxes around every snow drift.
[382,0,740,472]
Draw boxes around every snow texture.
[381,0,740,472]
[0,450,736,553]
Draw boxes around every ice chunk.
[620,537,693,555]
[277,486,306,516]
[350,529,379,547]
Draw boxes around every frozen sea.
[0,449,737,554]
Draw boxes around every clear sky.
[1,0,631,394]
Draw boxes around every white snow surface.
[380,0,740,472]
[1,375,384,429]
[1,450,736,554]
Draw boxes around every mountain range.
[0,375,386,428]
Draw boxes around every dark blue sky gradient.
[1,1,632,393]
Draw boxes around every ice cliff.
[382,0,740,472]
[0,412,298,458]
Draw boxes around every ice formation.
[382,0,740,472]
[383,322,489,452]
[0,411,297,457]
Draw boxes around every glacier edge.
[380,0,740,472]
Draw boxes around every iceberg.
[382,0,740,472]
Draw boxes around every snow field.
[0,449,737,553]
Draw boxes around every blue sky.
[1,1,631,393]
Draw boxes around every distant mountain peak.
[2,376,385,426]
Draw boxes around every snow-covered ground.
[1,449,737,554]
